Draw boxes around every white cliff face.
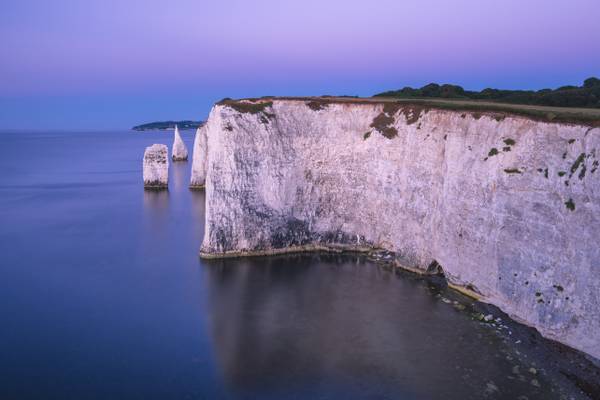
[189,125,208,188]
[193,99,600,359]
[143,144,169,189]
[172,125,188,161]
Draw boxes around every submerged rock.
[143,144,169,189]
[172,125,188,161]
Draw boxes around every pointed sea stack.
[189,125,207,189]
[143,144,169,189]
[172,125,188,161]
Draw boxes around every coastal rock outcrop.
[143,144,169,189]
[189,125,208,189]
[172,125,188,161]
[192,98,600,359]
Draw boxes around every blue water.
[0,130,585,399]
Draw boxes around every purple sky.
[1,0,599,129]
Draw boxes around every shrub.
[306,101,329,111]
[565,198,575,211]
[219,99,273,114]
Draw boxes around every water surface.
[0,130,588,399]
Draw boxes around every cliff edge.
[192,97,600,359]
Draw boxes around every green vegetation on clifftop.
[375,77,600,108]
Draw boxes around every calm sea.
[0,130,586,399]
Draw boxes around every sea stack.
[143,144,169,189]
[172,125,188,161]
[189,125,207,189]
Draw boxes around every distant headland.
[132,120,205,131]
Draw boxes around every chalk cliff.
[172,125,188,161]
[192,98,600,359]
[143,143,169,189]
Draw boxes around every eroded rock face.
[172,126,188,161]
[189,125,208,188]
[143,144,169,189]
[193,99,600,359]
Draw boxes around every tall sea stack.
[172,125,188,161]
[189,125,207,189]
[143,144,169,189]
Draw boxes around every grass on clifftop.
[218,96,600,127]
[217,98,274,114]
[217,98,276,124]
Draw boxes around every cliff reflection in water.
[201,254,556,399]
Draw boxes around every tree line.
[374,77,600,108]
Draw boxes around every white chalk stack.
[172,125,188,161]
[189,125,207,189]
[143,144,169,189]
